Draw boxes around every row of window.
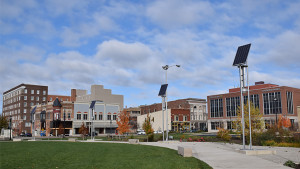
[210,91,294,118]
[24,89,46,95]
[76,114,117,121]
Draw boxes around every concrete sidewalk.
[140,142,299,169]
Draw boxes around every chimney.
[255,81,264,85]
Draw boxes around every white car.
[154,130,163,134]
[137,130,146,135]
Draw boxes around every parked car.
[137,130,146,135]
[25,133,32,137]
[154,130,163,134]
[20,132,25,137]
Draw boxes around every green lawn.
[0,141,211,169]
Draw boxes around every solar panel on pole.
[233,44,251,66]
[90,100,96,109]
[158,84,168,96]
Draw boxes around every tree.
[0,116,8,130]
[142,113,154,142]
[233,101,264,135]
[116,110,131,137]
[79,122,88,140]
[277,115,291,129]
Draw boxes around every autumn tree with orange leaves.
[277,115,291,128]
[116,110,131,136]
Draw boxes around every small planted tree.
[116,110,131,139]
[142,113,154,142]
[79,122,88,140]
[0,116,8,130]
[233,101,263,143]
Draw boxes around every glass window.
[24,96,27,100]
[31,96,34,100]
[68,113,71,119]
[31,90,34,94]
[99,114,103,120]
[107,115,111,120]
[36,97,39,101]
[83,114,88,120]
[24,109,27,113]
[24,89,27,94]
[287,91,294,114]
[50,97,52,101]
[23,115,26,120]
[113,115,117,120]
[43,97,46,101]
[77,114,81,120]
[226,97,240,117]
[211,122,223,130]
[24,102,27,107]
[43,90,46,95]
[94,114,97,120]
[37,90,40,94]
[30,102,34,106]
[210,98,223,118]
[263,92,282,115]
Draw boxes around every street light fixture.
[274,97,278,125]
[162,64,180,141]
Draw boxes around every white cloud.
[146,0,214,28]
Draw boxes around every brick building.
[124,107,141,133]
[140,98,207,131]
[2,84,48,134]
[207,81,300,132]
[32,98,74,136]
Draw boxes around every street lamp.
[63,108,66,138]
[9,116,12,140]
[162,64,180,141]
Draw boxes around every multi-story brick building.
[140,98,207,131]
[2,84,48,134]
[207,81,300,132]
[32,98,74,136]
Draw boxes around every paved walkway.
[139,142,300,169]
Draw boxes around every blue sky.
[1,0,300,111]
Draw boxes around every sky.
[1,0,300,112]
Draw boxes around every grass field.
[0,141,212,169]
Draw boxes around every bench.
[13,138,22,142]
[178,146,192,157]
[128,139,139,144]
[68,138,77,142]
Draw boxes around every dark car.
[25,133,32,137]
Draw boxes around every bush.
[217,128,231,141]
[148,134,154,142]
[284,160,298,168]
[262,140,276,146]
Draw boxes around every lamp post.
[63,108,65,138]
[9,116,12,140]
[110,119,112,137]
[162,64,180,141]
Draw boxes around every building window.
[227,121,233,130]
[24,89,27,94]
[68,113,71,119]
[25,122,31,127]
[60,98,63,101]
[24,96,27,100]
[174,115,179,121]
[287,91,294,114]
[43,90,46,95]
[31,90,34,94]
[226,97,240,117]
[244,94,259,108]
[99,114,103,120]
[107,115,111,120]
[50,97,52,101]
[77,114,81,120]
[36,97,39,101]
[24,102,27,107]
[37,90,40,94]
[23,115,26,120]
[31,96,34,100]
[263,92,282,115]
[30,102,34,106]
[24,109,27,113]
[94,114,97,120]
[183,116,187,121]
[210,98,223,118]
[83,114,88,120]
[43,97,46,101]
[113,115,117,120]
[211,122,223,130]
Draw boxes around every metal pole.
[10,117,12,140]
[63,109,65,138]
[247,66,252,150]
[165,69,169,141]
[239,66,245,150]
[162,97,165,141]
